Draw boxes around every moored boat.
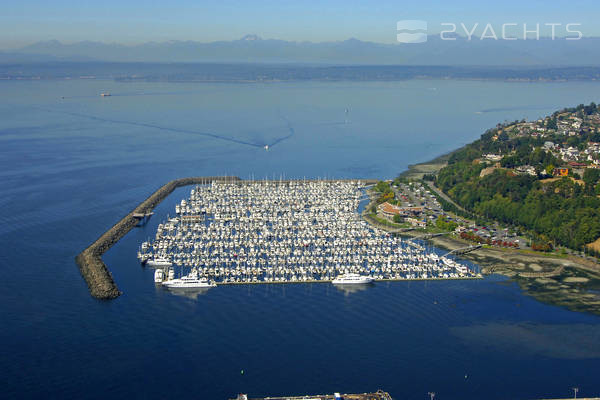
[154,268,165,283]
[146,257,172,267]
[332,272,374,285]
[162,268,216,288]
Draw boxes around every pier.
[232,391,393,400]
[443,244,482,257]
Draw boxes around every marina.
[139,180,479,289]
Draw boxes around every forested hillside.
[435,103,600,251]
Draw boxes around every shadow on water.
[158,285,213,300]
[333,283,373,296]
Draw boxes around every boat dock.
[144,180,480,289]
[232,391,393,400]
[211,275,482,286]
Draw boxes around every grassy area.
[365,213,410,229]
[398,152,452,180]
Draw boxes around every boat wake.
[267,114,295,148]
[35,106,267,148]
[35,106,348,151]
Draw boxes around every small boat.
[332,272,374,285]
[100,92,111,97]
[154,269,165,283]
[162,269,216,288]
[146,257,172,267]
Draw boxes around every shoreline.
[394,155,600,274]
[398,152,454,180]
[77,168,600,314]
[384,154,600,315]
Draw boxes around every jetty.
[75,176,241,299]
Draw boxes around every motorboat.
[146,257,172,267]
[162,269,216,288]
[332,272,374,285]
[154,269,165,283]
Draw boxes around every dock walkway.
[232,391,392,400]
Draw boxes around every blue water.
[2,78,600,400]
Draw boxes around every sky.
[1,0,599,49]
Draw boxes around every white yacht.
[162,269,216,288]
[154,269,165,283]
[332,272,374,285]
[146,257,172,267]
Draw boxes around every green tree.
[435,216,458,231]
[375,181,391,193]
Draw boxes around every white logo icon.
[397,20,428,43]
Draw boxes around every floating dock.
[142,180,479,287]
[231,391,392,400]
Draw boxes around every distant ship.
[100,92,111,97]
[332,273,374,285]
[264,145,269,151]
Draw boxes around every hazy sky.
[1,0,598,48]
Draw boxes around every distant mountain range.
[2,35,600,65]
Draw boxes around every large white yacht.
[162,269,216,288]
[332,272,374,285]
